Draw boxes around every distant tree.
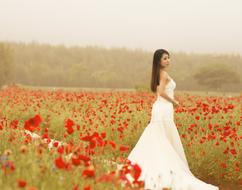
[67,63,88,86]
[91,70,119,88]
[193,63,240,90]
[0,43,13,87]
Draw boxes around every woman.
[126,49,219,190]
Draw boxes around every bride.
[126,49,219,190]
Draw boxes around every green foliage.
[134,84,150,92]
[0,43,14,87]
[1,41,242,92]
[193,63,241,90]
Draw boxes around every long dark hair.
[150,49,170,93]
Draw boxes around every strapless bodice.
[151,76,176,123]
[156,76,176,102]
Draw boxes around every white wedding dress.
[126,76,219,190]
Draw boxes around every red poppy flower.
[108,141,116,149]
[79,154,90,163]
[119,145,129,152]
[55,156,66,169]
[82,166,95,177]
[24,114,42,132]
[18,180,27,188]
[53,141,59,147]
[100,132,106,139]
[57,146,64,154]
[83,185,91,190]
[220,162,226,168]
[72,155,81,166]
[230,148,237,155]
[81,135,93,142]
[10,119,18,129]
[65,119,75,134]
[132,164,142,181]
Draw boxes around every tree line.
[0,41,241,92]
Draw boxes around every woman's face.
[160,53,170,68]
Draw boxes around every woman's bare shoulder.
[160,70,169,79]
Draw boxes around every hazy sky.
[0,0,242,54]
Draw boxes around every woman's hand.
[172,99,180,107]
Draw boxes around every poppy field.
[0,85,241,190]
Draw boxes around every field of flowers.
[0,84,241,190]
